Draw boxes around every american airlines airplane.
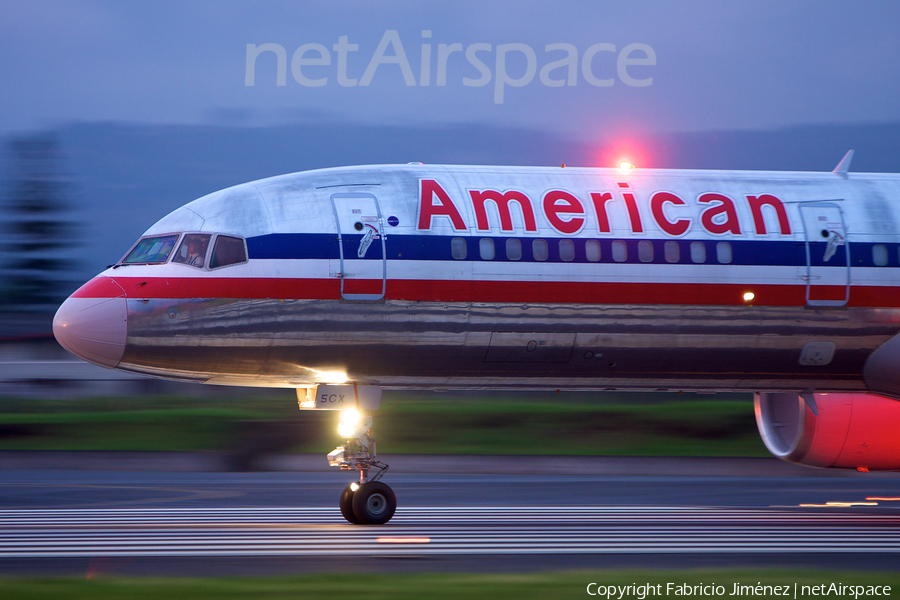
[53,151,900,524]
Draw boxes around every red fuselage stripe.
[69,276,900,307]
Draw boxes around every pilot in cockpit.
[173,234,210,268]
[185,239,204,266]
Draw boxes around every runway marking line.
[798,502,879,507]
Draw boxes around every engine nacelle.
[755,392,900,470]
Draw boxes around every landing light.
[743,292,755,302]
[341,409,361,426]
[618,160,634,173]
[350,482,360,492]
[338,408,367,438]
[320,371,349,384]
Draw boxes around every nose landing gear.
[327,411,395,524]
[298,384,395,525]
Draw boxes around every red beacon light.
[618,160,635,173]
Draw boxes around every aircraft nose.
[53,277,128,368]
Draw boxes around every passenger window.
[210,235,247,269]
[638,240,653,263]
[664,240,680,263]
[122,234,180,264]
[585,240,601,262]
[451,237,467,260]
[690,241,706,263]
[612,240,627,263]
[506,238,522,261]
[716,241,732,264]
[873,244,888,266]
[479,238,495,260]
[533,239,548,261]
[173,234,211,268]
[559,239,575,262]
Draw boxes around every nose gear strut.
[328,428,390,485]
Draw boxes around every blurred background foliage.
[0,391,767,459]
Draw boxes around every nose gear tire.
[339,485,361,524]
[351,481,396,524]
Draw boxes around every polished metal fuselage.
[117,296,900,392]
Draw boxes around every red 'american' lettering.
[469,189,538,232]
[542,190,585,234]
[416,179,790,238]
[418,179,467,230]
[699,193,741,235]
[651,192,691,236]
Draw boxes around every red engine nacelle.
[755,392,900,470]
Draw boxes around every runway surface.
[0,468,899,573]
[1,505,899,558]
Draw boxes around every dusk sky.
[2,1,900,139]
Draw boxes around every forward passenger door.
[330,193,386,301]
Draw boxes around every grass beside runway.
[0,570,897,599]
[0,391,769,457]
[379,392,767,456]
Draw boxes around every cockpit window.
[172,234,211,268]
[210,235,247,269]
[121,234,179,264]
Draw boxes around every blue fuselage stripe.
[245,233,896,268]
